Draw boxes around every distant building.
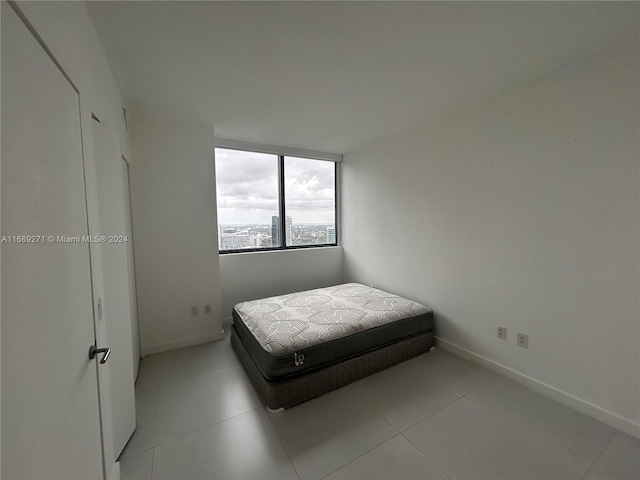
[271,215,280,246]
[219,227,258,250]
[326,226,336,243]
[272,215,292,246]
[285,216,292,245]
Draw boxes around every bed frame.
[231,326,434,410]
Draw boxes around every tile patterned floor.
[120,331,639,480]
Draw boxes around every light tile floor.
[120,331,639,480]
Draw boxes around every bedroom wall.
[219,247,343,324]
[342,29,639,436]
[129,111,224,355]
[16,0,130,158]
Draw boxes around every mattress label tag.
[294,351,305,366]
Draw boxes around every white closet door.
[122,158,141,379]
[1,3,104,479]
[92,118,136,458]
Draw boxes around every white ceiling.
[87,1,638,154]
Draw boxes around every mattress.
[233,283,433,380]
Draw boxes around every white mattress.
[234,283,432,354]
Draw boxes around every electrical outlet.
[517,333,528,348]
[497,326,507,340]
[204,304,212,314]
[190,306,198,316]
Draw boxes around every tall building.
[272,215,292,246]
[285,216,292,245]
[271,215,280,246]
[326,226,336,244]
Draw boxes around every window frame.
[214,140,341,254]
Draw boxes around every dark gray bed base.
[231,326,435,410]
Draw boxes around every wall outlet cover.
[497,326,507,340]
[517,333,528,348]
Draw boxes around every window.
[215,146,337,253]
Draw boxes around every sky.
[215,148,336,225]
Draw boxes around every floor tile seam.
[152,404,263,450]
[352,386,402,434]
[262,406,303,480]
[140,355,169,373]
[582,469,603,480]
[408,348,472,371]
[395,394,463,434]
[399,431,452,480]
[269,407,396,448]
[119,388,161,460]
[583,429,618,474]
[463,389,616,462]
[149,446,156,480]
[118,447,143,460]
[315,432,403,480]
[401,397,588,480]
[462,382,619,453]
[136,355,167,390]
[156,361,242,388]
[408,358,450,379]
[266,392,398,480]
[462,395,590,473]
[149,387,161,464]
[308,388,459,476]
[412,375,467,403]
[454,373,499,397]
[408,356,498,398]
[118,445,154,461]
[135,382,161,392]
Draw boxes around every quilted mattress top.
[234,283,432,354]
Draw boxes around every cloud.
[285,156,335,216]
[215,148,336,224]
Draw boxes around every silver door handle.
[89,345,111,364]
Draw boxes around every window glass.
[215,148,279,250]
[215,147,337,252]
[284,157,336,246]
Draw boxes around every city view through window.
[215,148,336,251]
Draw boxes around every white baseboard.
[222,316,233,326]
[435,337,640,439]
[143,331,225,356]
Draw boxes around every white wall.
[342,31,639,436]
[16,0,130,158]
[129,111,223,355]
[219,247,343,323]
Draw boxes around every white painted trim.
[435,337,640,439]
[221,245,341,258]
[143,332,224,356]
[214,137,342,162]
[222,316,233,326]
